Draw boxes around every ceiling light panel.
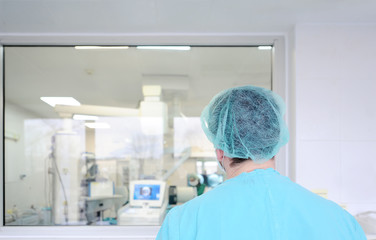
[75,46,129,50]
[73,114,99,121]
[258,46,273,50]
[85,122,111,129]
[40,97,81,107]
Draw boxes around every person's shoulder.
[168,180,236,215]
[275,174,365,237]
[158,190,216,240]
[164,192,206,220]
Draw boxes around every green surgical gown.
[156,168,366,240]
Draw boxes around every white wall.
[4,103,44,211]
[294,24,376,215]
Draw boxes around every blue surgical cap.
[201,85,289,162]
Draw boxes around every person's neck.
[225,158,275,179]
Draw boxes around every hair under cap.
[200,85,289,162]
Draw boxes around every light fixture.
[142,85,162,97]
[75,46,129,50]
[136,46,191,51]
[40,97,81,107]
[258,46,273,50]
[73,114,99,121]
[85,122,111,129]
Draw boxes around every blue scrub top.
[156,168,366,240]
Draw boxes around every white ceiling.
[5,46,272,118]
[1,0,376,35]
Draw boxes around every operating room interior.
[1,1,376,239]
[4,46,274,226]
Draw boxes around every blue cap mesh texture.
[201,86,289,162]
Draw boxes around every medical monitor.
[129,180,166,208]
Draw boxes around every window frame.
[0,33,288,239]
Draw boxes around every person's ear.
[215,149,224,162]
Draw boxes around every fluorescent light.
[75,46,129,50]
[85,122,111,129]
[136,46,191,51]
[258,46,273,50]
[40,97,81,107]
[73,114,99,121]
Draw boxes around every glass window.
[4,46,272,226]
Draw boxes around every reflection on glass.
[4,46,272,226]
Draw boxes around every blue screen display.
[133,184,160,200]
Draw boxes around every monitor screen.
[133,184,161,201]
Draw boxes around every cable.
[50,137,69,224]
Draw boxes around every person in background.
[156,85,366,240]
